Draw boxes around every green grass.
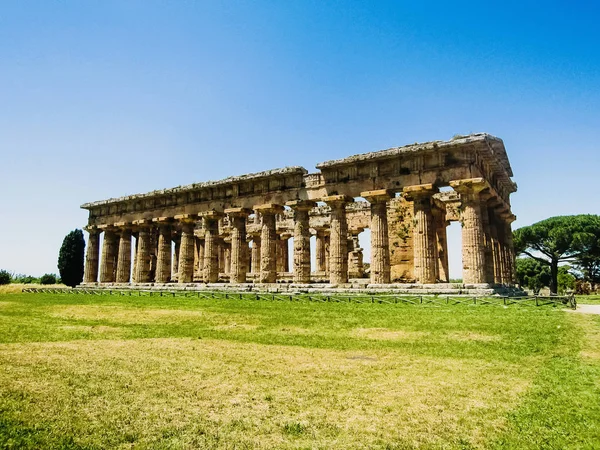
[0,292,598,449]
[577,294,600,305]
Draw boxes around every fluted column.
[226,208,251,284]
[315,227,327,273]
[497,211,517,285]
[432,208,450,283]
[99,227,117,283]
[287,200,315,283]
[323,195,353,284]
[488,213,503,284]
[254,204,284,283]
[250,236,261,274]
[115,224,132,283]
[361,190,392,284]
[176,214,197,283]
[83,227,100,283]
[203,211,224,283]
[194,236,205,281]
[450,178,488,284]
[404,184,438,284]
[153,218,172,283]
[133,220,152,283]
[276,233,291,273]
[172,234,180,281]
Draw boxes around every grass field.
[0,291,599,449]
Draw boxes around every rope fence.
[21,287,577,309]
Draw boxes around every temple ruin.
[80,133,518,292]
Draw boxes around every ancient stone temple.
[80,133,517,292]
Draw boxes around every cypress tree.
[58,229,86,287]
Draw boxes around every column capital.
[322,195,353,207]
[84,225,100,234]
[114,221,133,231]
[403,184,439,200]
[132,218,153,227]
[285,199,316,211]
[201,210,225,220]
[224,207,252,217]
[361,189,393,203]
[278,231,293,240]
[254,203,284,215]
[152,216,174,224]
[174,213,198,224]
[97,224,115,232]
[449,178,489,195]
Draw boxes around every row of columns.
[84,181,516,286]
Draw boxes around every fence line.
[20,287,577,309]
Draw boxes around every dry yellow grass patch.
[0,337,535,449]
[352,327,427,340]
[445,331,501,342]
[48,304,258,328]
[576,314,600,361]
[0,283,65,294]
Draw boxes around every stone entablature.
[81,133,518,287]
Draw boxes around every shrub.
[40,274,57,285]
[0,270,10,285]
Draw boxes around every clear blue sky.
[1,1,598,277]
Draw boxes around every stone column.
[115,224,132,283]
[323,195,353,284]
[172,234,180,281]
[287,200,315,283]
[153,218,172,283]
[225,208,251,284]
[432,207,450,283]
[497,211,517,285]
[254,204,284,283]
[404,184,439,284]
[194,235,205,281]
[250,235,261,274]
[83,227,100,283]
[450,178,488,284]
[99,227,117,283]
[276,233,291,273]
[347,233,364,278]
[203,211,224,283]
[175,214,197,283]
[131,232,139,283]
[315,227,328,273]
[133,220,152,283]
[479,194,495,284]
[488,212,503,284]
[362,190,392,284]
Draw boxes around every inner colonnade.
[81,133,518,288]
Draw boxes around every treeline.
[514,214,600,294]
[0,270,61,285]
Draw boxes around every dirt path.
[571,304,600,315]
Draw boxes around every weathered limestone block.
[83,227,100,283]
[404,184,438,284]
[225,208,251,284]
[287,200,315,283]
[450,178,487,284]
[203,211,223,283]
[362,189,392,284]
[153,219,172,283]
[347,232,364,278]
[99,228,117,283]
[323,195,353,284]
[116,225,132,283]
[255,204,284,283]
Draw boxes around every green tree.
[513,215,600,294]
[58,229,85,288]
[515,258,551,294]
[40,273,58,285]
[0,270,10,285]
